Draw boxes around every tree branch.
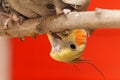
[40,8,120,33]
[1,8,120,38]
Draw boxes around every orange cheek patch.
[75,29,87,46]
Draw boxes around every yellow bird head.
[47,29,106,79]
[47,29,87,63]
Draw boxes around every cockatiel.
[47,29,105,79]
[47,29,87,63]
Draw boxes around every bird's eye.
[70,44,76,50]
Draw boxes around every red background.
[11,0,120,80]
